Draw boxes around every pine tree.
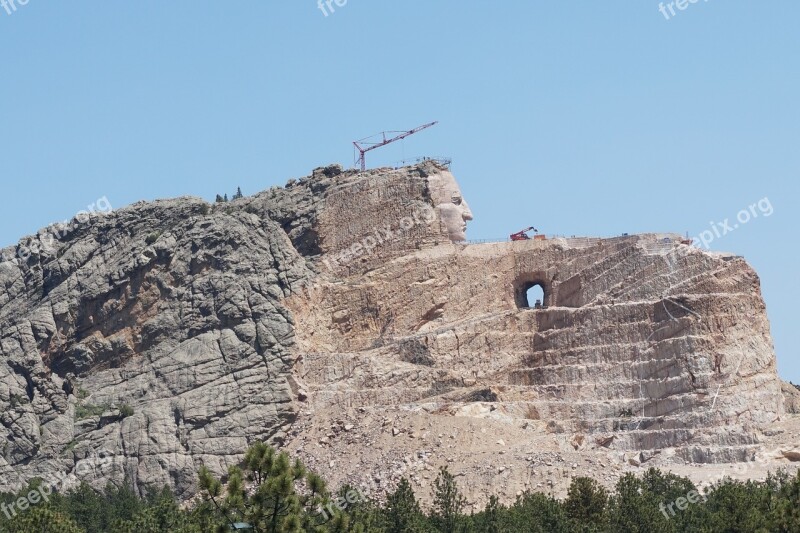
[385,478,425,533]
[5,507,84,533]
[565,477,608,531]
[480,495,502,533]
[772,470,800,531]
[432,467,467,533]
[197,442,331,533]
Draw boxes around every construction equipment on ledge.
[510,226,539,241]
[353,121,438,172]
[393,156,452,169]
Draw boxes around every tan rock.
[0,161,791,506]
[782,450,800,462]
[782,381,800,414]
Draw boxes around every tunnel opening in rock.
[515,282,547,309]
[514,276,551,309]
[525,284,545,309]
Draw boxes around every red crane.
[510,227,538,241]
[353,121,438,172]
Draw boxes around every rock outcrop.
[783,381,800,414]
[0,196,311,497]
[0,161,789,503]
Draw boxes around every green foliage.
[432,467,467,533]
[119,404,134,418]
[474,495,501,533]
[145,232,161,245]
[113,486,200,533]
[197,441,333,532]
[503,491,570,533]
[8,394,26,408]
[702,477,774,532]
[607,468,703,533]
[74,402,108,420]
[2,506,83,532]
[771,469,800,531]
[216,189,243,203]
[385,477,428,533]
[2,448,799,533]
[61,482,118,531]
[330,484,384,532]
[565,477,608,531]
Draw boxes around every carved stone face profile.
[427,171,473,242]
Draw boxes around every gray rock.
[0,160,787,504]
[0,192,315,497]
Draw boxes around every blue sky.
[1,2,798,380]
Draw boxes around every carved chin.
[448,229,467,242]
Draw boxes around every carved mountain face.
[427,170,473,242]
[0,162,788,506]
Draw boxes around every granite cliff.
[0,162,794,505]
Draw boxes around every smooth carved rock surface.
[289,237,782,460]
[0,161,790,502]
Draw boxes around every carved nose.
[462,202,474,221]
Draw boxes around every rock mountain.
[0,162,794,504]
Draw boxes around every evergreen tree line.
[216,187,244,203]
[1,442,799,532]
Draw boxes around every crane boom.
[510,227,538,241]
[353,121,438,171]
